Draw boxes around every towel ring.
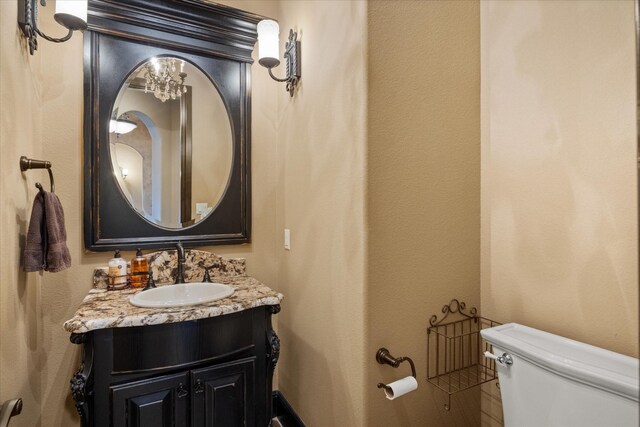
[20,156,55,193]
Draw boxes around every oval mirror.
[109,56,233,229]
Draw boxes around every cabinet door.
[191,358,256,427]
[111,372,189,427]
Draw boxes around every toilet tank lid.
[481,323,639,402]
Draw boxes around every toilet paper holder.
[376,347,416,394]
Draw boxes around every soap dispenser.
[130,248,149,288]
[108,249,128,289]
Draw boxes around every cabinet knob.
[194,379,204,394]
[177,383,188,399]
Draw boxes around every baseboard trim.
[272,391,305,427]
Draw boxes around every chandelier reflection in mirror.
[144,57,188,102]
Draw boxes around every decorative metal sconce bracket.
[267,29,301,97]
[17,0,81,55]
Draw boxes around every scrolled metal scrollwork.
[20,0,74,55]
[428,299,477,327]
[266,30,300,97]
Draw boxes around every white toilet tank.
[481,323,639,427]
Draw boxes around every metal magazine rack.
[427,299,501,410]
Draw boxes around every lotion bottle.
[108,249,128,289]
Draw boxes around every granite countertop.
[64,275,283,334]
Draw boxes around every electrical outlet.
[284,229,290,250]
[195,203,208,215]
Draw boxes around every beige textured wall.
[366,1,481,426]
[0,0,278,425]
[481,0,638,358]
[0,3,44,426]
[212,0,279,289]
[273,1,368,425]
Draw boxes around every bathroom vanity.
[64,253,283,427]
[70,0,285,423]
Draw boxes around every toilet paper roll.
[383,376,418,400]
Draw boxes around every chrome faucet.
[175,242,186,284]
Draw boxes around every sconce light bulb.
[121,168,129,179]
[257,20,281,68]
[54,0,88,31]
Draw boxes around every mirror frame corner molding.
[84,0,266,251]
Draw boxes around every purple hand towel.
[43,191,71,272]
[23,192,46,272]
[23,191,71,273]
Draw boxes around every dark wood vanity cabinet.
[70,305,280,427]
[191,358,256,426]
[111,372,189,427]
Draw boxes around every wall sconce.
[257,20,301,97]
[18,0,88,55]
[120,168,129,180]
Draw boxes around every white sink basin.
[129,282,235,308]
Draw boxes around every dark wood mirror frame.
[84,0,264,251]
